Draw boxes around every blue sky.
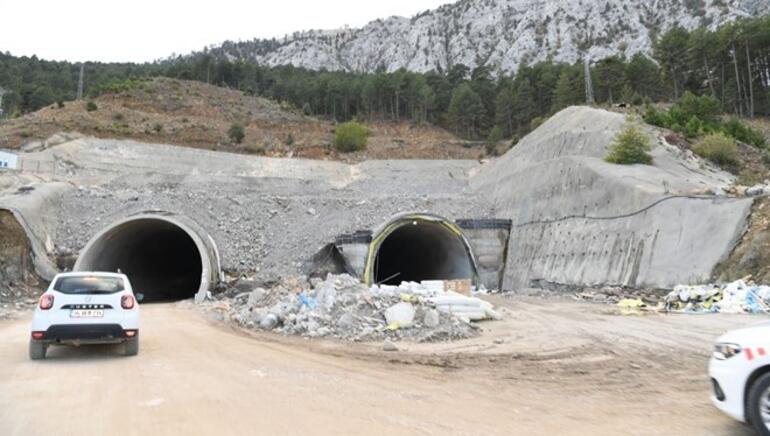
[0,0,453,62]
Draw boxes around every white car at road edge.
[29,272,141,360]
[710,321,770,435]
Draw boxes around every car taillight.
[39,294,54,310]
[121,295,135,310]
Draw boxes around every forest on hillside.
[1,17,769,141]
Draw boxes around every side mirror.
[135,293,144,303]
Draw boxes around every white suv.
[710,321,770,435]
[29,272,141,360]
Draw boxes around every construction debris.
[203,274,501,342]
[663,279,770,314]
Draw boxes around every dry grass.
[0,78,484,161]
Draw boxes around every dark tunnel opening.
[373,220,474,285]
[76,219,203,302]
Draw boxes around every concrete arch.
[363,213,479,286]
[74,212,221,302]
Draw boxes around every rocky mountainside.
[203,0,769,74]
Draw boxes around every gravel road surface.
[0,299,759,435]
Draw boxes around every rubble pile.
[573,286,666,305]
[663,279,770,314]
[204,274,501,342]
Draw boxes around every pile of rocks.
[0,284,38,319]
[203,274,501,343]
[726,183,770,197]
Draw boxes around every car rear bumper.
[32,324,138,345]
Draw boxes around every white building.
[0,150,18,169]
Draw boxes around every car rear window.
[53,276,125,294]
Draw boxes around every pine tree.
[511,79,536,131]
[495,85,515,137]
[552,68,583,112]
[448,83,485,138]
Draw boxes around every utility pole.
[584,58,595,105]
[0,87,6,118]
[76,64,84,100]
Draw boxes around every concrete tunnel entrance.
[365,214,478,286]
[74,214,221,303]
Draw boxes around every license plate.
[70,309,104,318]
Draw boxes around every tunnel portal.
[74,216,216,302]
[370,216,476,286]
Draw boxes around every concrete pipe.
[74,213,221,303]
[364,213,479,286]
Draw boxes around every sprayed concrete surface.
[472,106,752,289]
[0,106,754,294]
[0,301,759,436]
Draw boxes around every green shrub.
[667,105,689,127]
[685,116,703,138]
[530,117,545,130]
[85,101,98,112]
[692,133,738,167]
[643,105,668,128]
[486,126,503,144]
[285,133,295,146]
[486,126,503,156]
[228,123,245,144]
[56,100,64,108]
[679,91,721,124]
[721,118,766,148]
[152,123,163,133]
[334,121,369,152]
[605,125,653,165]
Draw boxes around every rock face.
[471,106,753,289]
[204,0,768,74]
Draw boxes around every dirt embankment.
[715,196,770,283]
[0,210,41,316]
[0,77,484,161]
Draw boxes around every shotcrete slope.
[34,139,489,283]
[472,106,752,289]
[0,106,754,293]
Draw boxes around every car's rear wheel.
[747,373,770,436]
[125,337,139,356]
[29,340,46,360]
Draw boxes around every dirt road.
[0,299,760,435]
